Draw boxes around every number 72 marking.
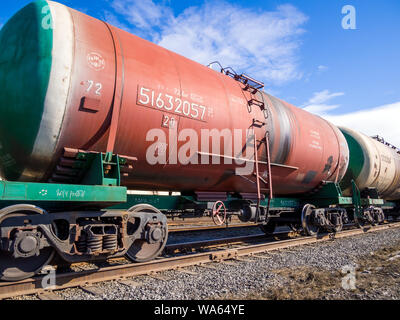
[86,80,102,95]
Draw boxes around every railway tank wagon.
[293,127,400,236]
[0,1,349,196]
[0,0,398,282]
[339,127,400,200]
[338,127,400,223]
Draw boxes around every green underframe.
[0,180,127,211]
[111,181,392,212]
[112,194,304,211]
[0,180,394,213]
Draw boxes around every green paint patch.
[0,1,53,180]
[340,130,365,191]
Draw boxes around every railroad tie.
[147,273,171,281]
[80,285,104,296]
[37,291,63,300]
[175,268,198,276]
[118,279,142,288]
[220,259,237,266]
[198,263,219,270]
[234,257,254,263]
[252,254,271,260]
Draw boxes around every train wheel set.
[0,1,399,282]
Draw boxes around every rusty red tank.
[0,1,349,196]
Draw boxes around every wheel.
[332,222,343,233]
[211,201,227,226]
[0,205,55,281]
[374,208,385,225]
[355,208,374,228]
[260,222,276,235]
[301,204,319,236]
[125,204,168,263]
[354,215,371,228]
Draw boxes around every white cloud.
[324,102,400,147]
[303,104,340,114]
[302,89,344,114]
[108,0,308,85]
[317,65,328,72]
[303,91,400,146]
[306,90,344,105]
[110,0,173,31]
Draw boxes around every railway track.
[165,231,292,254]
[1,222,399,300]
[168,222,257,233]
[167,215,256,233]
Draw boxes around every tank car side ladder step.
[223,68,266,112]
[253,131,273,222]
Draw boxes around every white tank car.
[339,127,400,200]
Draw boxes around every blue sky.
[1,0,400,144]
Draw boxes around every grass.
[218,241,400,300]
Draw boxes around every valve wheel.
[212,201,227,226]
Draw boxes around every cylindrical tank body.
[340,127,400,200]
[0,1,349,195]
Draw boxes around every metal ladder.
[253,130,273,222]
[224,67,273,222]
[208,62,274,222]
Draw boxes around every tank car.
[0,1,398,282]
[0,1,349,197]
[339,127,400,200]
[337,127,400,224]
